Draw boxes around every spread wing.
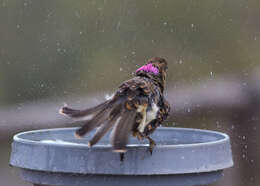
[59,77,152,152]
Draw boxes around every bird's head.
[135,57,168,92]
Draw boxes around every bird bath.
[10,127,233,186]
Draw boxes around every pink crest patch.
[136,64,159,75]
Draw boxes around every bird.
[59,57,170,159]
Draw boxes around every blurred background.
[1,0,260,185]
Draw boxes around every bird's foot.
[133,131,144,141]
[146,136,156,155]
[137,132,144,141]
[134,131,156,155]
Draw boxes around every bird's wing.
[60,77,152,152]
[110,77,151,152]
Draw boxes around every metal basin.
[10,127,233,186]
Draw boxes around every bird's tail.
[59,100,110,118]
[59,98,137,152]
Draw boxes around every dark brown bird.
[59,57,170,156]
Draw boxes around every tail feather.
[88,115,120,147]
[75,98,123,137]
[111,110,137,152]
[75,105,111,137]
[59,100,109,118]
[88,104,122,146]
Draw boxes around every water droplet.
[216,121,221,128]
[191,23,194,28]
[179,60,183,64]
[75,11,80,19]
[116,21,121,30]
[242,82,247,86]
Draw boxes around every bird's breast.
[146,102,159,122]
[137,102,159,133]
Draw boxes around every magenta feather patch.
[136,64,159,75]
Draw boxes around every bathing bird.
[59,57,170,158]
